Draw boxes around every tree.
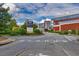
[21,22,27,31]
[0,7,12,33]
[21,22,27,32]
[9,19,17,30]
[33,24,38,30]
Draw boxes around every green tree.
[0,7,12,33]
[21,22,27,29]
[33,24,38,30]
[21,22,27,31]
[9,19,17,30]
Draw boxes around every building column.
[59,25,61,31]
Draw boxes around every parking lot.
[0,33,78,56]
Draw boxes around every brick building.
[52,18,79,31]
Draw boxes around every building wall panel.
[61,23,79,31]
[59,19,79,25]
[53,26,59,31]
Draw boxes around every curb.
[0,38,15,45]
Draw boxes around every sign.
[27,21,33,27]
[27,20,33,33]
[27,27,33,33]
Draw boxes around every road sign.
[27,20,33,33]
[27,27,33,33]
[27,21,33,27]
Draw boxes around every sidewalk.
[0,37,15,45]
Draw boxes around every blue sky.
[2,3,79,25]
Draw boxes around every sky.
[2,3,79,25]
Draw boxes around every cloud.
[2,3,79,24]
[39,19,45,23]
[17,22,24,25]
[2,3,17,13]
[36,3,79,18]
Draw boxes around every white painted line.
[36,53,48,56]
[27,40,32,42]
[62,48,70,56]
[29,54,33,56]
[64,35,72,41]
[44,40,50,42]
[36,40,41,42]
[19,40,25,42]
[53,40,68,43]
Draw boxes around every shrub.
[10,28,26,36]
[10,32,18,36]
[48,29,79,35]
[33,29,43,34]
[75,30,79,35]
[76,30,79,35]
[69,30,79,35]
[58,31,68,35]
[0,29,11,34]
[71,30,76,34]
[48,30,54,33]
[17,28,26,35]
[4,29,12,34]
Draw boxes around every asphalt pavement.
[0,32,79,56]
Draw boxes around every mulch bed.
[0,37,14,45]
[0,37,8,41]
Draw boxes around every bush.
[10,32,18,36]
[48,30,54,33]
[0,29,11,34]
[58,31,68,35]
[77,30,79,35]
[48,29,69,35]
[68,30,79,35]
[71,30,75,34]
[48,29,79,35]
[17,28,26,35]
[10,28,26,36]
[33,29,43,34]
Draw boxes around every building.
[44,18,51,31]
[38,18,52,31]
[52,18,79,31]
[38,19,45,31]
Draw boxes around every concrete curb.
[0,38,15,45]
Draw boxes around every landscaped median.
[0,37,15,45]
